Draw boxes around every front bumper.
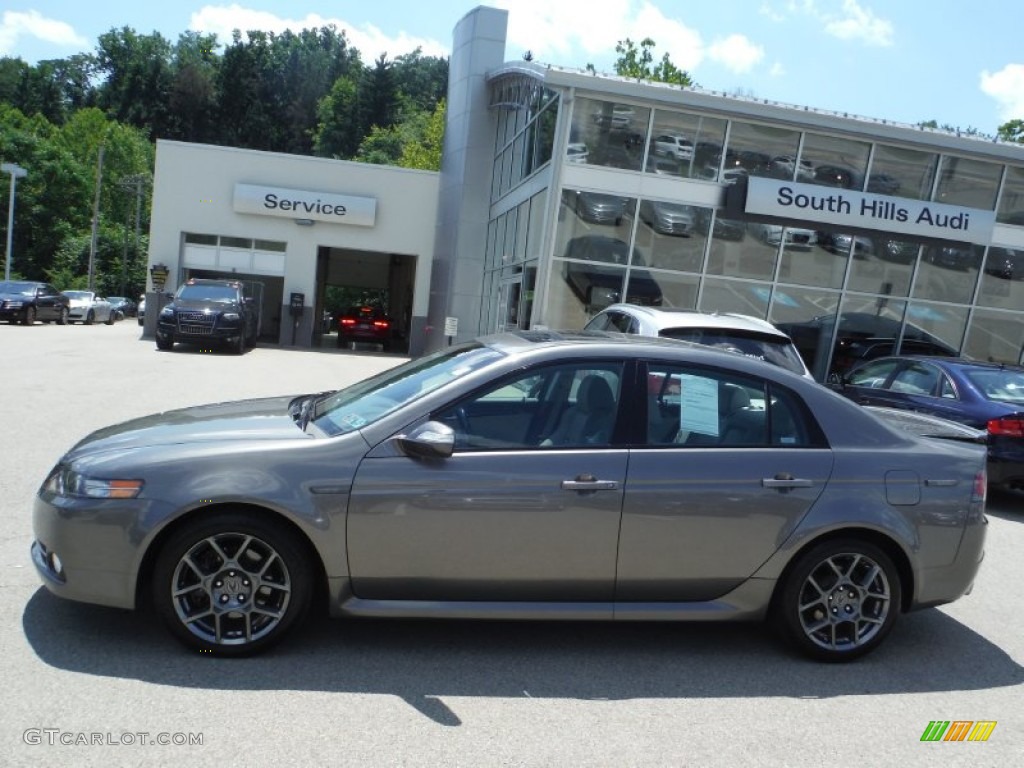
[32,491,145,609]
[157,315,244,343]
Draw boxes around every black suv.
[155,278,258,353]
[0,281,71,325]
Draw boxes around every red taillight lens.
[373,320,389,329]
[340,318,356,326]
[973,470,987,504]
[987,416,1024,437]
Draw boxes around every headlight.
[222,312,240,321]
[159,307,175,319]
[44,466,143,499]
[6,300,24,308]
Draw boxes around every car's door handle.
[561,473,619,491]
[762,473,814,489]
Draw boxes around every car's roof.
[861,355,1024,374]
[596,304,790,338]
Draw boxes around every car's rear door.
[616,363,834,602]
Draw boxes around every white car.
[652,134,694,160]
[584,304,812,378]
[62,291,116,325]
[747,222,818,249]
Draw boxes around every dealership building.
[146,5,1024,379]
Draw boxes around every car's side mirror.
[396,421,455,460]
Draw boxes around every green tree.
[998,119,1024,143]
[94,28,174,138]
[313,75,364,158]
[399,99,445,170]
[604,38,694,86]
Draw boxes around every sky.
[2,1,1023,136]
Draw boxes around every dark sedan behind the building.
[32,332,987,661]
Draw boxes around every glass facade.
[484,77,1024,379]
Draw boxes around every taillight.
[373,320,389,329]
[972,469,987,504]
[339,318,356,327]
[987,416,1024,437]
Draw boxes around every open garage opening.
[315,246,417,354]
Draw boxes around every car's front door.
[616,363,834,602]
[347,361,629,602]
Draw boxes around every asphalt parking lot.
[2,319,1022,767]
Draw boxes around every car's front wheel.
[775,538,901,662]
[152,512,313,656]
[104,311,115,325]
[155,333,174,350]
[57,307,69,325]
[22,306,36,325]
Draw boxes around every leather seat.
[542,375,617,446]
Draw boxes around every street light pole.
[2,162,27,281]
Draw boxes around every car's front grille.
[176,311,216,335]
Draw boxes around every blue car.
[834,355,1024,490]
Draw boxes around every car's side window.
[847,359,900,388]
[889,363,939,395]
[644,364,815,448]
[435,363,623,451]
[939,374,957,399]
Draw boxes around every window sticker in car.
[679,374,719,436]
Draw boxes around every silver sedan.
[31,332,988,660]
[62,290,116,325]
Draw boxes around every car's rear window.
[658,327,807,375]
[963,368,1024,404]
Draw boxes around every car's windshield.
[659,327,807,375]
[311,343,504,436]
[964,368,1024,404]
[176,284,239,302]
[0,281,35,295]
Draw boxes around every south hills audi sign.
[233,183,377,226]
[744,177,996,245]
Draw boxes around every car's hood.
[170,298,240,311]
[65,395,308,460]
[0,291,30,301]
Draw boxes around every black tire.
[138,316,144,326]
[22,306,36,326]
[155,333,174,351]
[104,311,115,325]
[57,307,69,325]
[151,512,313,656]
[775,538,901,662]
[84,310,94,325]
[232,331,246,355]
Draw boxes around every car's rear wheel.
[85,310,94,325]
[104,311,115,325]
[152,512,313,656]
[57,307,69,325]
[775,538,900,662]
[22,306,35,326]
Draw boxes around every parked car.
[155,278,258,354]
[747,222,818,249]
[574,191,627,225]
[652,133,694,160]
[866,173,901,194]
[562,235,662,310]
[62,291,116,325]
[769,155,814,180]
[31,330,988,660]
[831,354,1024,490]
[813,164,861,189]
[922,244,981,272]
[0,280,70,325]
[984,248,1024,280]
[584,304,812,378]
[566,142,589,164]
[337,305,394,351]
[637,200,696,236]
[106,296,137,318]
[696,209,745,241]
[817,232,873,259]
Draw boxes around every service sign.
[233,184,376,226]
[745,177,996,245]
